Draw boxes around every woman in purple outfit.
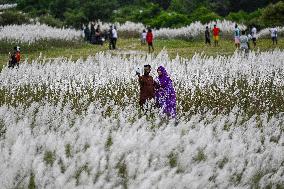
[155,66,176,118]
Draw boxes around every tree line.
[1,0,283,29]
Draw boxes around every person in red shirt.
[212,25,220,47]
[146,28,154,53]
[8,46,21,68]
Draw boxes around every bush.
[189,7,221,24]
[38,15,64,28]
[0,10,30,26]
[64,10,87,29]
[260,1,284,27]
[148,11,190,28]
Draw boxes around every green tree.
[261,1,284,26]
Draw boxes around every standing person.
[141,29,147,45]
[205,26,211,45]
[136,65,155,108]
[112,26,118,49]
[108,25,114,50]
[270,26,278,45]
[95,25,103,45]
[251,26,257,48]
[83,24,90,42]
[240,30,249,55]
[90,22,95,44]
[8,46,20,68]
[234,24,240,48]
[212,24,220,47]
[155,66,176,118]
[146,28,154,53]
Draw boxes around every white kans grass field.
[0,20,281,44]
[0,50,284,188]
[0,24,83,44]
[0,3,17,10]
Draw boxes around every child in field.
[8,46,20,68]
[240,30,249,55]
[234,24,240,48]
[212,24,220,47]
[146,28,154,53]
[251,26,257,48]
[270,26,278,45]
[141,29,146,45]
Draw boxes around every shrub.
[38,14,64,28]
[0,10,30,26]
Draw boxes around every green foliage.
[226,10,250,23]
[149,11,190,28]
[28,172,36,189]
[113,3,161,24]
[12,0,284,29]
[0,10,30,26]
[261,1,284,27]
[43,150,55,166]
[64,10,87,29]
[189,6,221,24]
[38,14,64,28]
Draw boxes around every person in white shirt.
[269,26,278,45]
[141,29,146,45]
[251,26,257,48]
[240,30,249,55]
[111,26,118,49]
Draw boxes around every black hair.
[148,28,152,32]
[241,30,246,35]
[144,64,151,69]
[14,46,17,50]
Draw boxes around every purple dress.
[155,66,176,118]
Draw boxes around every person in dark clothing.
[108,25,114,50]
[8,46,20,68]
[205,26,211,45]
[137,65,155,108]
[95,25,103,45]
[84,24,90,42]
[90,23,96,44]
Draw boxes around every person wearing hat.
[8,46,21,68]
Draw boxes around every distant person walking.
[8,46,20,68]
[83,24,90,42]
[234,24,240,48]
[108,25,114,50]
[95,25,103,45]
[251,26,257,48]
[146,28,154,53]
[205,26,211,45]
[141,29,147,45]
[270,26,278,45]
[112,26,118,49]
[212,24,220,47]
[240,30,249,55]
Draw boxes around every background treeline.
[0,0,283,29]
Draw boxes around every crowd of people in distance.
[83,23,118,50]
[205,24,279,52]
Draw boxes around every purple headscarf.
[155,66,176,118]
